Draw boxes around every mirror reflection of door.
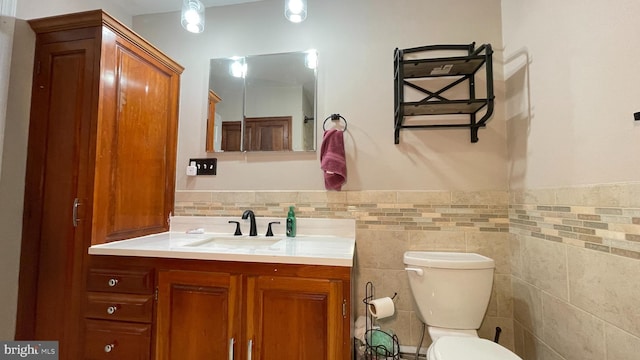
[206,90,221,152]
[244,116,292,151]
[207,51,317,152]
[221,121,242,151]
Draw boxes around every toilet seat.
[428,336,522,360]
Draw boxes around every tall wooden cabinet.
[15,11,183,360]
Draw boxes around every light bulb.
[184,9,200,24]
[230,59,247,78]
[284,0,307,23]
[287,0,304,14]
[181,0,205,33]
[305,50,317,70]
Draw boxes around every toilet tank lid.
[403,251,495,269]
[431,336,522,360]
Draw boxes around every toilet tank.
[404,251,495,330]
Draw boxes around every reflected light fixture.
[181,0,205,33]
[284,0,307,23]
[230,58,247,78]
[305,50,317,70]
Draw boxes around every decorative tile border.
[174,190,509,233]
[510,185,640,261]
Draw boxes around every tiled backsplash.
[510,183,640,360]
[175,185,640,358]
[510,203,640,261]
[175,189,513,349]
[175,190,509,232]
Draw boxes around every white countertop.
[89,216,356,267]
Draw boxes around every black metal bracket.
[634,112,640,121]
[394,42,494,144]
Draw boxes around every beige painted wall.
[133,0,508,191]
[0,0,16,180]
[0,0,132,340]
[502,1,640,359]
[502,0,640,189]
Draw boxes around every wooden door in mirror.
[206,90,221,152]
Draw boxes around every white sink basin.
[183,236,283,249]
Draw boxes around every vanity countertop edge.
[89,216,356,267]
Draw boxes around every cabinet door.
[246,276,344,360]
[17,35,99,359]
[156,270,242,360]
[92,28,180,244]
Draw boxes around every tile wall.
[175,189,513,350]
[510,183,640,360]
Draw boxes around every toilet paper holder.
[361,281,400,359]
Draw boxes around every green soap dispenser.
[286,206,296,237]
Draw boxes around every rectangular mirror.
[207,50,317,152]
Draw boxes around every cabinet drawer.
[88,268,153,294]
[84,319,151,360]
[86,292,153,323]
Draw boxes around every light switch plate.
[189,158,217,175]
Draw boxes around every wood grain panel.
[156,270,242,360]
[247,276,344,360]
[87,267,154,294]
[86,292,153,323]
[16,37,98,360]
[84,320,151,360]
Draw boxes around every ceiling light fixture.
[284,0,307,23]
[181,0,205,33]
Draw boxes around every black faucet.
[241,210,257,236]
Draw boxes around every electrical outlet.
[189,158,217,175]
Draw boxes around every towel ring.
[323,114,348,131]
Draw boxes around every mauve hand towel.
[320,129,346,191]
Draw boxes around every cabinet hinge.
[155,287,158,301]
[342,299,347,318]
[36,61,41,75]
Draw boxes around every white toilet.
[404,251,522,360]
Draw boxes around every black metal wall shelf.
[394,42,495,144]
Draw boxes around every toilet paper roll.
[368,297,395,319]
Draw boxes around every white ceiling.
[115,0,264,16]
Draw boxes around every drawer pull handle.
[247,339,252,360]
[108,278,119,287]
[106,306,118,315]
[229,338,234,360]
[104,343,115,353]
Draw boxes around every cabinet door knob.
[104,343,115,353]
[106,306,118,315]
[108,278,119,287]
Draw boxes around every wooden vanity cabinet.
[89,256,352,360]
[246,275,345,359]
[84,267,155,360]
[15,10,182,359]
[156,270,242,360]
